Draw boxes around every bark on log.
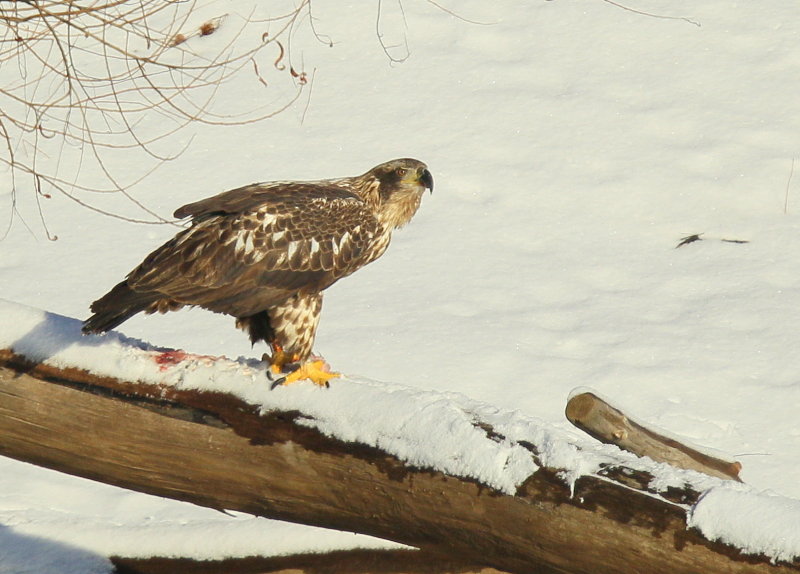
[111,548,507,574]
[0,349,797,574]
[565,391,742,481]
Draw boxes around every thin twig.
[300,67,317,125]
[785,157,795,215]
[425,1,495,26]
[601,0,700,27]
[376,0,410,64]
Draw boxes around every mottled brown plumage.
[83,158,432,372]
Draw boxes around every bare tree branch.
[0,1,310,232]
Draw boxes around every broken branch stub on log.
[565,391,742,481]
[0,347,795,574]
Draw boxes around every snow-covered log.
[1,300,800,574]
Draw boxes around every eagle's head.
[362,158,433,229]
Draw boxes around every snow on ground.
[3,0,800,571]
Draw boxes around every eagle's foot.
[264,346,300,375]
[269,359,339,389]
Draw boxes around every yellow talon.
[267,346,300,375]
[278,360,340,388]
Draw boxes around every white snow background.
[3,1,800,572]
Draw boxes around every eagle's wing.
[126,183,383,317]
[173,182,303,220]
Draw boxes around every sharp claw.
[267,362,310,390]
[265,348,301,387]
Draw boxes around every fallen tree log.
[0,299,798,574]
[1,347,798,574]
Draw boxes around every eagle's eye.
[395,167,407,177]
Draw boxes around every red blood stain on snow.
[153,350,189,370]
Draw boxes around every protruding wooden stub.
[566,391,742,481]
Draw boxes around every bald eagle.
[83,158,433,386]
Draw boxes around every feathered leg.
[238,292,338,388]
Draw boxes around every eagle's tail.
[82,281,161,334]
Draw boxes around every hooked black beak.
[420,168,434,194]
